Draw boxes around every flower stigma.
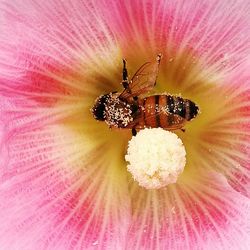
[125,128,186,189]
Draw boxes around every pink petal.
[0,119,131,249]
[0,0,250,249]
[102,0,250,79]
[127,169,250,250]
[198,65,250,198]
[0,0,119,102]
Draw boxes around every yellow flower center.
[65,48,233,189]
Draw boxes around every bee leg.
[132,128,137,136]
[122,59,130,90]
[181,128,186,132]
[156,53,162,63]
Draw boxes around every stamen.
[125,128,186,189]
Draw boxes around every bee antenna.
[122,58,127,66]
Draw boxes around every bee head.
[189,101,200,120]
[91,93,111,121]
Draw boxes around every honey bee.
[92,54,199,135]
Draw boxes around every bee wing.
[119,54,162,100]
[139,108,186,130]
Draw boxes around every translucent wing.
[123,103,186,130]
[119,54,162,100]
[135,105,186,130]
[152,110,186,129]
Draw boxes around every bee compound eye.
[92,104,105,120]
[189,101,199,119]
[92,94,110,121]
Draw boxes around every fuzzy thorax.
[104,94,134,128]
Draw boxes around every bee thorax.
[105,98,134,128]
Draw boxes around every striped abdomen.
[137,95,199,130]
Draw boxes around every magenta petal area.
[0,112,131,249]
[196,68,250,199]
[127,170,250,250]
[0,0,250,249]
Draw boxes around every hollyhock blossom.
[0,0,250,249]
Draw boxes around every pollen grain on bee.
[105,96,134,127]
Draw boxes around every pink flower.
[0,0,250,249]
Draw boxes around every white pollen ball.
[125,128,186,189]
